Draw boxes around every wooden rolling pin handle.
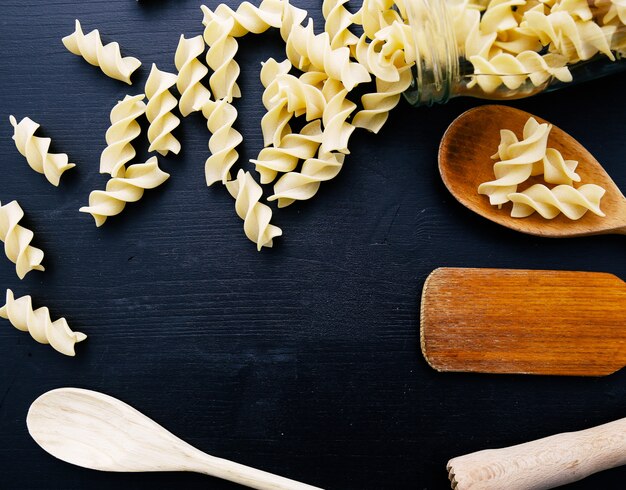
[447,417,626,490]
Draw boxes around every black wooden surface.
[0,1,625,489]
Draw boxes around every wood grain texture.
[28,388,322,490]
[421,268,626,376]
[0,1,624,490]
[439,105,626,237]
[448,416,626,490]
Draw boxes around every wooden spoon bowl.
[439,105,626,237]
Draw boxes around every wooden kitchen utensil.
[27,388,322,490]
[447,415,626,490]
[439,105,626,237]
[420,267,626,376]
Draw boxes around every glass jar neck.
[403,0,460,107]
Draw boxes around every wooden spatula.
[420,267,626,376]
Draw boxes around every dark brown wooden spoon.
[439,105,626,237]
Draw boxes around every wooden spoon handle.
[188,449,323,490]
[447,417,626,490]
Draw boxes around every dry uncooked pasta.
[80,157,170,227]
[478,117,552,206]
[175,34,212,117]
[252,120,324,184]
[62,19,141,85]
[479,115,606,221]
[226,170,283,250]
[0,201,45,280]
[100,94,146,178]
[9,115,75,186]
[203,100,243,186]
[0,289,86,357]
[509,183,606,220]
[145,64,181,156]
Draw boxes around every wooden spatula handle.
[447,417,626,490]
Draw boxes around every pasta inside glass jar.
[402,0,626,106]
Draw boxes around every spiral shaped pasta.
[542,147,581,185]
[469,51,572,93]
[522,9,615,62]
[323,0,359,50]
[79,157,170,227]
[9,115,75,187]
[0,289,86,357]
[269,150,346,207]
[252,120,324,184]
[145,64,181,156]
[211,0,283,36]
[286,19,371,91]
[175,34,211,117]
[480,0,526,33]
[273,73,327,121]
[478,117,552,206]
[225,170,282,250]
[320,82,357,154]
[359,0,403,40]
[100,94,146,178]
[260,58,294,148]
[509,183,606,220]
[202,7,241,102]
[0,201,45,280]
[62,19,141,85]
[352,67,412,134]
[202,100,243,186]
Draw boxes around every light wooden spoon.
[439,105,626,237]
[27,388,322,490]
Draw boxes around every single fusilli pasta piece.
[100,94,146,178]
[9,115,75,187]
[269,150,346,207]
[0,201,45,280]
[225,170,282,250]
[175,34,211,117]
[0,289,86,357]
[469,51,572,93]
[202,100,243,186]
[210,0,283,36]
[320,80,357,154]
[323,0,359,50]
[62,19,141,85]
[145,64,181,156]
[478,117,552,206]
[202,8,242,102]
[251,120,324,184]
[508,183,606,219]
[352,67,412,134]
[79,157,170,227]
[542,147,581,185]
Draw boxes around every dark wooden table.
[1,1,625,489]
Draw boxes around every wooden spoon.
[448,415,626,490]
[421,267,626,376]
[439,105,626,237]
[27,388,322,490]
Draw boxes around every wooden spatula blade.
[420,268,626,376]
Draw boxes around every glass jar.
[403,0,626,106]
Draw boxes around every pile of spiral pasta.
[478,116,606,220]
[448,0,626,93]
[1,0,624,356]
